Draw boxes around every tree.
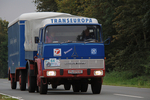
[0,18,9,78]
[106,0,150,75]
[33,0,58,12]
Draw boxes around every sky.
[0,0,36,22]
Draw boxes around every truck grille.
[44,59,104,69]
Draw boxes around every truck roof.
[8,12,73,27]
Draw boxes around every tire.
[19,70,27,91]
[64,83,71,90]
[36,85,39,92]
[81,80,88,92]
[91,78,102,94]
[72,84,80,92]
[28,70,36,92]
[39,78,48,94]
[11,77,17,89]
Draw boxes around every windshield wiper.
[84,39,96,43]
[60,40,77,44]
[52,41,60,43]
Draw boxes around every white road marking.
[114,94,144,99]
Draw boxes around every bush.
[103,71,150,88]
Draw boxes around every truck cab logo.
[91,48,97,55]
[71,46,78,57]
[54,48,61,56]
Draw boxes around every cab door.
[37,28,43,58]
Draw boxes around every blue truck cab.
[8,12,105,94]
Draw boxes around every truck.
[8,12,107,94]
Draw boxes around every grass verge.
[0,94,18,100]
[103,71,150,88]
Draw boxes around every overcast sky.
[0,0,36,22]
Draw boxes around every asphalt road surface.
[0,79,150,100]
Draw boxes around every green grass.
[0,94,18,100]
[103,71,150,88]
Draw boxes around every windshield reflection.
[45,25,102,43]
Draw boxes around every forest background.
[0,0,150,87]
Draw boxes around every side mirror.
[35,37,39,43]
[104,36,112,45]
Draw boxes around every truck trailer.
[8,12,106,94]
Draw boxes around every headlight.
[47,71,56,76]
[94,70,103,76]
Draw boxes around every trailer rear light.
[94,70,103,76]
[47,71,56,76]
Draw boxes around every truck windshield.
[44,25,102,43]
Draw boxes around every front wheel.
[91,78,102,94]
[39,78,48,94]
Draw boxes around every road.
[0,79,150,100]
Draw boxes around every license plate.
[68,70,83,74]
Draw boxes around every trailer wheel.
[91,78,102,94]
[39,78,48,94]
[72,84,80,92]
[28,71,36,92]
[19,70,27,91]
[11,77,17,89]
[64,83,71,90]
[36,85,39,92]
